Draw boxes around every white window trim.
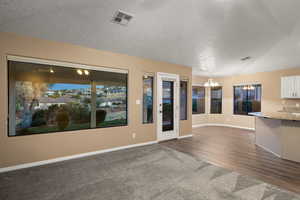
[7,55,128,74]
[233,82,261,86]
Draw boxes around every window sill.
[8,124,129,138]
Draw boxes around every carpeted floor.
[0,144,299,200]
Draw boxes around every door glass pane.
[162,81,174,132]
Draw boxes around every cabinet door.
[295,76,300,98]
[289,76,296,98]
[281,76,298,98]
[281,77,288,98]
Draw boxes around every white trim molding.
[256,143,281,158]
[7,55,128,74]
[0,141,158,173]
[177,134,193,139]
[192,123,255,131]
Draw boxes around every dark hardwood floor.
[161,126,300,194]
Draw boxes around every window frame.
[192,85,206,115]
[7,56,129,137]
[180,80,188,120]
[233,84,262,116]
[210,86,222,114]
[142,75,154,124]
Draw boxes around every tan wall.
[193,68,300,129]
[0,32,192,168]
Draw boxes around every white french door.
[156,72,179,141]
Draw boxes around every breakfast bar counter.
[250,112,300,163]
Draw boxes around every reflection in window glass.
[192,86,205,114]
[96,83,127,128]
[180,81,188,120]
[210,87,222,114]
[8,60,127,136]
[162,81,174,131]
[142,76,153,124]
[234,84,261,115]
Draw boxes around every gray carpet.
[0,144,299,200]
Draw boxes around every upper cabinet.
[281,76,300,99]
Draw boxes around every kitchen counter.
[249,112,300,121]
[251,112,300,163]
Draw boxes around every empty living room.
[1,1,300,199]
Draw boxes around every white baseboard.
[177,134,193,139]
[256,143,281,158]
[192,123,255,131]
[0,141,158,173]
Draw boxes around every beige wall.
[0,32,192,168]
[193,68,300,129]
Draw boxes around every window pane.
[142,76,153,124]
[95,74,127,128]
[234,84,261,115]
[8,60,128,136]
[211,87,222,114]
[180,81,188,120]
[192,86,205,114]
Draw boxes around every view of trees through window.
[180,81,188,120]
[210,87,222,114]
[142,76,153,124]
[8,60,127,136]
[234,84,261,115]
[192,86,205,114]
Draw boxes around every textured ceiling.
[1,0,300,76]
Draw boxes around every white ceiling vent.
[112,10,133,26]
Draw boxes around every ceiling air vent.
[241,56,251,61]
[112,10,133,26]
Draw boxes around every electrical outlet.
[132,133,136,139]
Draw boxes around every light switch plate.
[136,100,141,105]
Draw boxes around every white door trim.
[156,72,180,141]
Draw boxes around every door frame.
[156,72,180,141]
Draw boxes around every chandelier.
[243,85,255,90]
[204,78,219,87]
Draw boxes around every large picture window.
[192,86,205,114]
[8,59,127,136]
[210,87,222,114]
[142,76,153,124]
[180,81,188,120]
[234,84,261,115]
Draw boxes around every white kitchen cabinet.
[281,76,300,98]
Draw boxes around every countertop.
[249,112,300,121]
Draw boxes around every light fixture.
[243,85,255,90]
[204,78,219,87]
[84,70,89,75]
[50,68,54,73]
[77,69,83,75]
